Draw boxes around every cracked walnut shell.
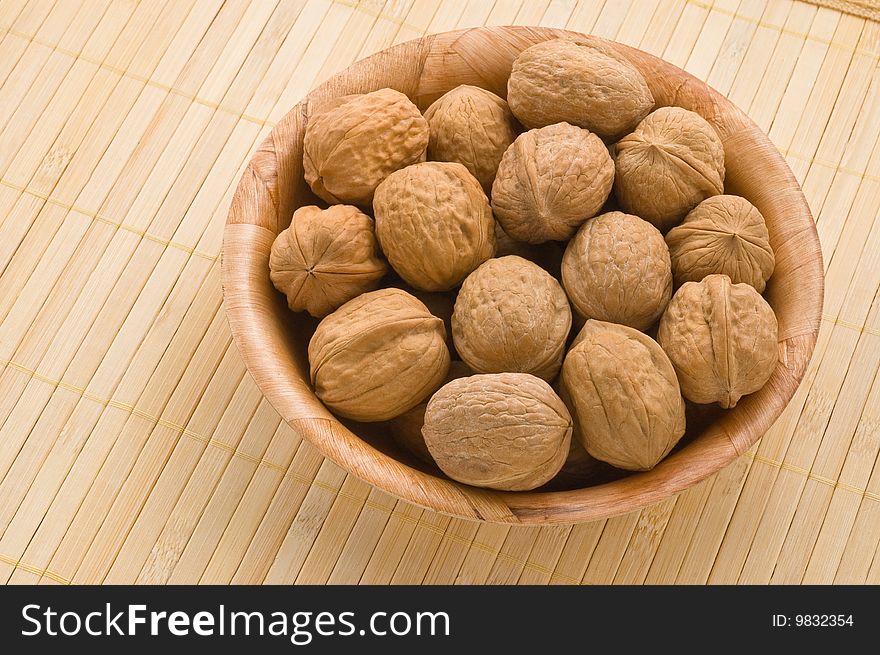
[308,288,450,422]
[374,162,496,291]
[665,195,775,292]
[561,320,686,471]
[452,256,571,381]
[303,88,428,206]
[423,85,517,193]
[657,274,778,409]
[614,107,725,232]
[422,373,572,491]
[269,205,387,317]
[507,38,654,139]
[491,123,614,244]
[561,211,672,331]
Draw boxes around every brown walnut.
[561,320,686,471]
[506,38,654,139]
[614,107,725,232]
[269,205,387,317]
[308,288,450,422]
[657,274,778,408]
[452,256,571,380]
[374,162,496,291]
[665,195,775,292]
[561,211,672,331]
[303,88,428,206]
[423,85,517,193]
[422,373,572,491]
[491,122,614,244]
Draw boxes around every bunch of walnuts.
[269,38,780,492]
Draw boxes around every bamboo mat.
[0,0,878,586]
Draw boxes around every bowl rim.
[221,25,824,524]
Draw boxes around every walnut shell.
[303,88,428,206]
[452,256,571,380]
[657,274,778,409]
[374,162,496,291]
[308,288,450,421]
[389,360,472,464]
[422,373,572,491]
[561,320,686,471]
[491,123,614,244]
[614,107,725,232]
[423,85,517,193]
[269,205,387,317]
[665,195,775,292]
[507,38,654,139]
[561,211,672,331]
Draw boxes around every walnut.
[423,85,517,193]
[665,195,775,292]
[657,274,778,408]
[303,88,428,206]
[389,360,472,464]
[374,161,496,291]
[269,205,387,317]
[308,288,450,421]
[422,372,572,490]
[507,38,654,139]
[614,107,725,232]
[452,256,571,380]
[561,320,686,471]
[561,211,672,331]
[491,123,614,243]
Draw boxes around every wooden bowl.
[222,26,823,524]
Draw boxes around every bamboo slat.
[0,0,877,585]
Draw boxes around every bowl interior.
[222,26,823,524]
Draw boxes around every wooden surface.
[222,25,823,524]
[0,0,878,582]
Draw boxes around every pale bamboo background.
[0,0,877,585]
